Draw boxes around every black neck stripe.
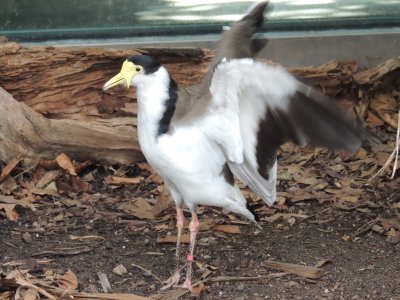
[157,77,178,136]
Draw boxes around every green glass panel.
[1,0,399,42]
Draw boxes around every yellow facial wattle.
[103,60,139,90]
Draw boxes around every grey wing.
[208,59,363,206]
[193,1,269,96]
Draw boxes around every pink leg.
[174,208,185,270]
[178,212,200,294]
[161,208,185,290]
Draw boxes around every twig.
[391,109,400,179]
[69,235,105,241]
[31,247,93,257]
[132,263,162,282]
[298,207,332,223]
[204,272,289,283]
[369,108,400,181]
[97,272,112,293]
[263,260,325,279]
[2,241,19,248]
[350,217,381,240]
[369,147,396,181]
[154,273,289,300]
[14,274,57,300]
[12,157,39,180]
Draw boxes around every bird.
[103,1,363,293]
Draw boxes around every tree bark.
[0,40,212,120]
[0,87,142,164]
[0,39,212,164]
[0,38,398,165]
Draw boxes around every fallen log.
[0,87,141,164]
[0,39,398,165]
[0,39,212,120]
[0,39,212,164]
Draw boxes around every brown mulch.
[1,56,400,299]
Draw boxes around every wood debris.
[0,155,22,183]
[262,260,326,279]
[0,41,399,299]
[56,153,77,176]
[106,175,144,185]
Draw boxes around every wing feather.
[208,58,362,205]
[193,1,269,96]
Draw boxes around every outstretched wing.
[205,58,362,205]
[193,1,269,96]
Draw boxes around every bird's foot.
[176,277,198,297]
[160,270,181,290]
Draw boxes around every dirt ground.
[1,148,400,300]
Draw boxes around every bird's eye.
[136,66,143,72]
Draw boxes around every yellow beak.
[103,60,137,90]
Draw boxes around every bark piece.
[0,40,211,121]
[0,87,141,164]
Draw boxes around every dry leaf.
[0,195,37,210]
[287,164,301,175]
[154,224,169,231]
[0,175,18,195]
[376,152,392,167]
[371,94,397,112]
[31,188,59,197]
[72,176,92,193]
[340,195,359,203]
[12,272,57,300]
[56,153,77,176]
[0,154,22,183]
[312,181,328,191]
[361,165,377,178]
[366,112,384,127]
[356,148,368,160]
[262,213,308,223]
[113,264,128,276]
[36,170,62,189]
[58,270,78,290]
[289,192,317,202]
[263,260,325,279]
[136,162,154,173]
[387,230,400,244]
[315,259,331,268]
[386,218,400,230]
[118,198,155,219]
[18,287,39,300]
[147,173,164,185]
[154,183,172,215]
[0,203,19,221]
[192,282,205,296]
[214,224,241,234]
[255,207,277,216]
[370,94,398,128]
[372,224,385,234]
[293,174,319,185]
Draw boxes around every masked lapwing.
[103,1,362,293]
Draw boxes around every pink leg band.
[186,255,194,262]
